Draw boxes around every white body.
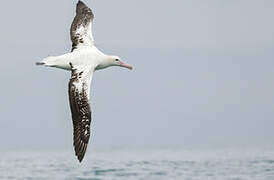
[42,46,107,71]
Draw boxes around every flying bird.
[36,1,132,162]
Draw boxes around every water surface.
[1,148,274,180]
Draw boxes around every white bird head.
[107,55,133,70]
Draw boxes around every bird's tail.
[35,56,56,67]
[35,62,45,66]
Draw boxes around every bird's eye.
[115,59,119,61]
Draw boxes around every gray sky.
[0,0,274,150]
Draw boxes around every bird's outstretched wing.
[70,1,94,51]
[68,64,93,162]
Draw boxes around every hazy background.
[0,0,273,151]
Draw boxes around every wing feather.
[70,1,94,51]
[68,64,93,162]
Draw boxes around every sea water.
[0,148,274,180]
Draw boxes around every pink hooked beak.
[120,61,133,70]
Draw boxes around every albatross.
[36,1,132,162]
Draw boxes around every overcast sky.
[0,0,273,150]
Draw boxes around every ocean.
[1,148,274,180]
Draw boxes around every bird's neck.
[95,55,112,71]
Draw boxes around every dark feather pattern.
[68,64,92,162]
[70,1,94,51]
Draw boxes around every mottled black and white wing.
[68,64,93,162]
[70,1,94,51]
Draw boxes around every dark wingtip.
[76,152,85,163]
[77,1,86,8]
[78,156,83,163]
[76,0,87,13]
[74,143,86,163]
